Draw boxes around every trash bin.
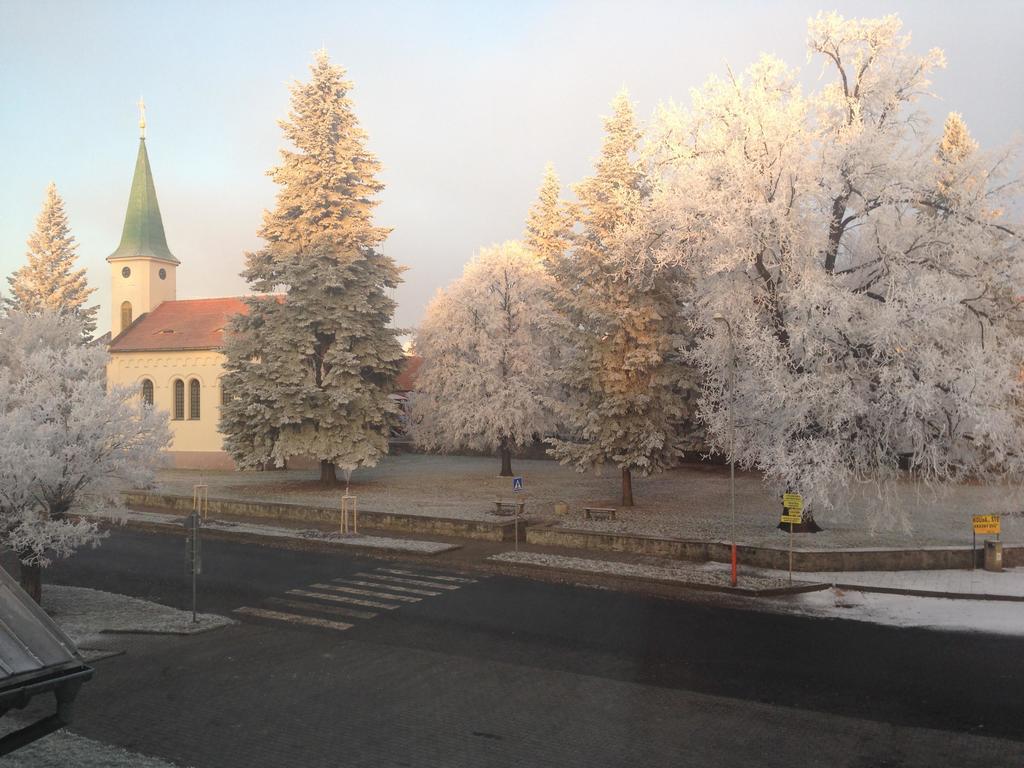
[984,540,1003,572]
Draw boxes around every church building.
[105,113,246,468]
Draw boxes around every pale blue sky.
[2,0,1022,333]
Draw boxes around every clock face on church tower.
[122,266,131,278]
[159,268,167,280]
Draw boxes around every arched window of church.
[173,379,184,420]
[189,379,201,420]
[120,301,133,332]
[141,379,154,408]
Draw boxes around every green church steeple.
[107,116,178,264]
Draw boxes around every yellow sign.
[782,493,803,512]
[781,512,803,525]
[973,515,1001,535]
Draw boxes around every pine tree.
[548,91,694,507]
[524,163,572,265]
[220,51,404,485]
[6,183,97,340]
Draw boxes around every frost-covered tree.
[548,92,696,507]
[221,51,404,485]
[6,183,97,340]
[524,163,572,264]
[0,312,170,602]
[411,241,561,476]
[647,13,1024,527]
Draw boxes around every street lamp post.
[713,314,738,587]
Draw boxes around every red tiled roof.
[395,354,423,392]
[108,297,249,352]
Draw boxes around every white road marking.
[288,588,400,610]
[265,597,377,620]
[309,583,421,603]
[234,606,352,632]
[376,568,478,584]
[358,573,460,590]
[335,579,441,597]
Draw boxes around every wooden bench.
[584,507,616,521]
[493,498,525,517]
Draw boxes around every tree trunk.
[621,467,634,507]
[19,560,42,604]
[319,459,338,486]
[498,437,513,477]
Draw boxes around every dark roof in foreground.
[108,297,248,352]
[0,567,84,690]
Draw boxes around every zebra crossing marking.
[309,583,422,603]
[358,573,460,590]
[288,588,400,610]
[234,606,352,632]
[265,597,377,620]
[375,568,478,584]
[334,578,442,597]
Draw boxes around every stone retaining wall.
[123,492,517,542]
[525,525,1023,572]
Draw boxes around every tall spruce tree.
[524,163,572,263]
[547,92,694,507]
[6,183,97,340]
[220,51,404,485]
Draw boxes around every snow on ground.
[0,721,186,768]
[96,507,456,554]
[704,561,1024,598]
[43,585,233,647]
[489,551,799,591]
[763,588,1024,636]
[147,455,1024,550]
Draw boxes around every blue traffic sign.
[512,476,524,492]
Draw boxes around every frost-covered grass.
[0,729,181,767]
[0,723,186,768]
[147,454,1024,549]
[100,507,456,554]
[489,551,798,591]
[43,585,233,646]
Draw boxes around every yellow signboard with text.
[782,493,803,512]
[972,515,1000,535]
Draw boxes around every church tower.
[107,100,179,336]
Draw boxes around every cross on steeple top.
[138,97,146,139]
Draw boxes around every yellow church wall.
[107,349,235,469]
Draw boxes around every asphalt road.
[16,527,1024,767]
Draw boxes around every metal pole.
[715,314,739,587]
[730,342,737,587]
[788,521,794,584]
[192,515,198,623]
[514,507,519,552]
